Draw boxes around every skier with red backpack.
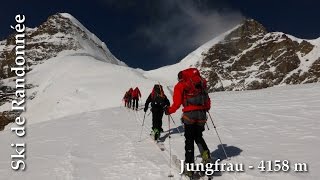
[131,87,141,111]
[165,68,212,178]
[144,84,170,140]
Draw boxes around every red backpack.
[180,68,209,107]
[132,87,140,98]
[127,88,133,98]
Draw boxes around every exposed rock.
[0,111,20,131]
[197,19,319,91]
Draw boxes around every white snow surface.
[0,83,319,180]
[0,55,164,124]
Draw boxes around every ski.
[156,141,166,151]
[137,107,144,111]
[149,133,166,151]
[172,155,203,180]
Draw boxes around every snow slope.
[0,83,319,180]
[0,54,172,125]
[0,12,174,126]
[143,25,240,85]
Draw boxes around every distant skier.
[131,87,141,111]
[144,84,170,140]
[123,92,127,107]
[127,88,133,108]
[123,91,130,107]
[165,68,211,178]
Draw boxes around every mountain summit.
[0,13,125,79]
[147,19,320,91]
[199,19,320,91]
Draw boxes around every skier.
[165,68,212,178]
[123,91,129,107]
[127,88,133,108]
[131,87,141,111]
[144,84,170,140]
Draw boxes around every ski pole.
[139,112,147,142]
[205,122,210,130]
[168,115,174,178]
[168,115,182,135]
[207,111,229,160]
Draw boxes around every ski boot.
[201,150,212,164]
[154,128,160,141]
[184,170,201,180]
[179,161,200,180]
[201,150,222,177]
[185,171,193,179]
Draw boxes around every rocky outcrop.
[0,111,20,131]
[197,19,319,92]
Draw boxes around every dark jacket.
[145,93,170,112]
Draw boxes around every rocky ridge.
[197,19,320,91]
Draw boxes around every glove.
[164,106,170,115]
[144,107,148,112]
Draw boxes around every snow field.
[0,82,319,179]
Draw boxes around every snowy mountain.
[0,13,178,129]
[0,13,125,78]
[0,13,128,129]
[0,13,125,69]
[146,19,320,92]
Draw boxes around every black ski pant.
[184,124,209,164]
[132,97,139,110]
[152,109,164,132]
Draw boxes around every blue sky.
[1,0,319,70]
